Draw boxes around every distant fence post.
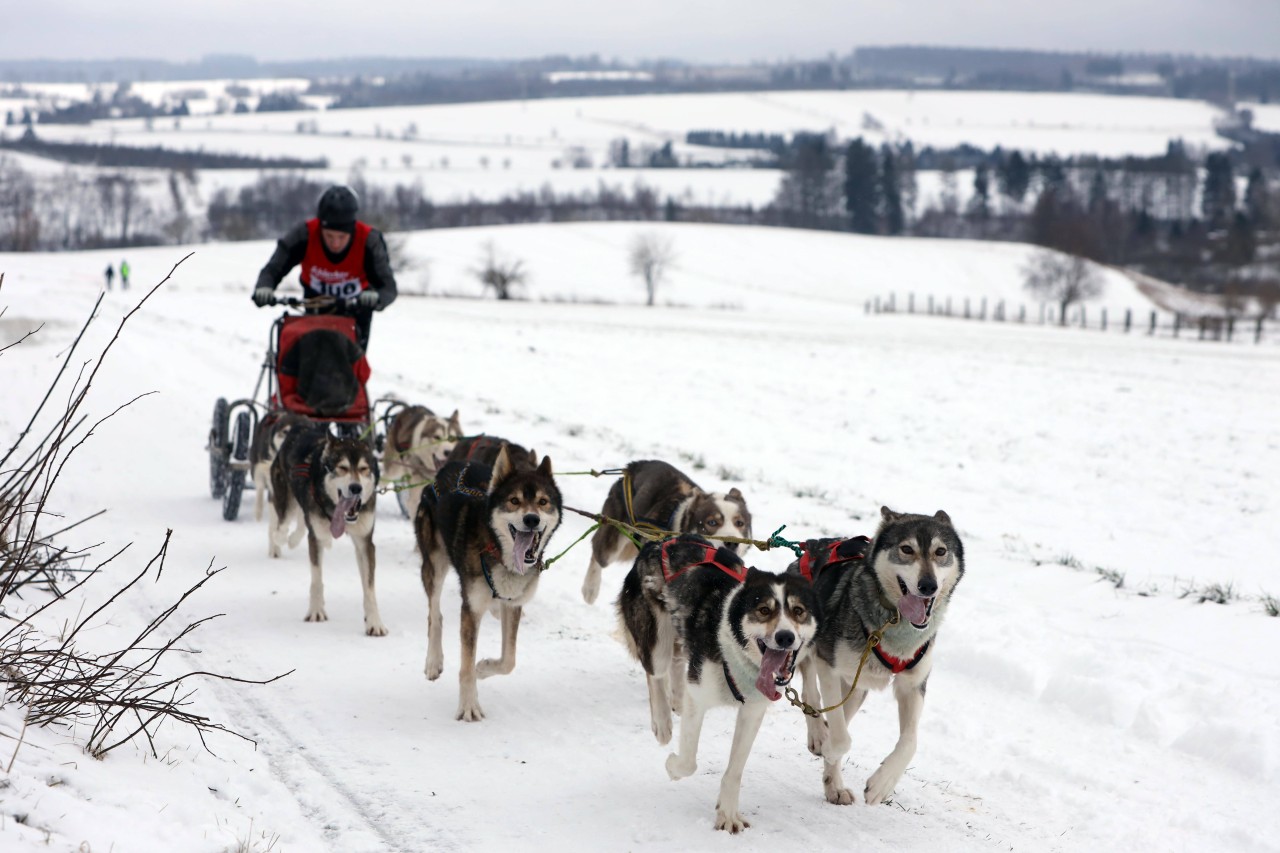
[1227,316,1235,342]
[964,298,970,319]
[1174,313,1181,338]
[865,300,871,314]
[888,293,896,312]
[1039,302,1046,325]
[1198,316,1206,340]
[1080,306,1087,328]
[908,293,914,314]
[1124,309,1132,333]
[946,296,952,316]
[1149,311,1157,335]
[1258,316,1266,344]
[980,297,987,320]
[1019,304,1026,323]
[928,294,934,315]
[874,295,881,313]
[1101,308,1107,332]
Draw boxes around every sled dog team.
[252,405,966,833]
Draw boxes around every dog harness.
[872,640,931,674]
[659,537,748,584]
[796,535,871,582]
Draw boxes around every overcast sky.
[8,0,1280,63]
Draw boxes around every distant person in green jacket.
[104,263,114,290]
[120,259,131,290]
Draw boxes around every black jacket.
[255,221,398,309]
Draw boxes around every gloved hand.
[356,290,380,310]
[252,286,275,307]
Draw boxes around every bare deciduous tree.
[474,241,527,300]
[1022,248,1104,325]
[630,233,676,307]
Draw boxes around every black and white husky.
[267,423,385,636]
[415,441,563,721]
[618,534,820,833]
[582,460,752,604]
[790,507,965,806]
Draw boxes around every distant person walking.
[104,263,115,291]
[120,259,131,290]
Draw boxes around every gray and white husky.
[382,404,462,519]
[790,507,964,806]
[582,459,752,604]
[414,442,563,722]
[618,534,820,833]
[267,423,385,636]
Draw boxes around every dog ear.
[726,487,743,501]
[537,454,553,478]
[880,506,901,522]
[327,422,343,441]
[933,510,951,526]
[489,445,512,492]
[447,410,462,437]
[526,447,538,467]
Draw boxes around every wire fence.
[865,293,1279,344]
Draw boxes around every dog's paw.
[825,786,855,806]
[365,620,388,637]
[456,701,485,722]
[665,752,695,781]
[651,715,672,746]
[864,768,899,806]
[476,657,513,679]
[714,809,750,834]
[581,571,600,605]
[806,719,829,756]
[424,654,444,681]
[268,544,280,559]
[304,608,328,623]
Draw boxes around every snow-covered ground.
[2,222,1277,852]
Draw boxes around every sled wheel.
[209,398,230,499]
[222,411,251,521]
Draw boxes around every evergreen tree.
[844,137,880,233]
[997,151,1030,206]
[1200,152,1236,229]
[1244,167,1271,227]
[970,163,991,220]
[879,144,904,235]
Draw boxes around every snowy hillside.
[1,223,1277,852]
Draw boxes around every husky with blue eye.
[789,507,965,807]
[268,422,383,636]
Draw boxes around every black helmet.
[317,185,359,230]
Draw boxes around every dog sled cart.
[206,296,399,521]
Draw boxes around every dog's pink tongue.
[330,497,358,539]
[898,594,930,625]
[755,648,790,701]
[511,529,535,574]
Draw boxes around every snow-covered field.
[5,88,1235,216]
[2,222,1277,852]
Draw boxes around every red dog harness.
[796,535,870,582]
[660,538,748,584]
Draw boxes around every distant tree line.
[0,129,326,170]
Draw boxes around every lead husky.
[267,423,385,636]
[415,442,562,721]
[791,507,964,806]
[382,404,462,518]
[582,460,753,604]
[618,534,820,833]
